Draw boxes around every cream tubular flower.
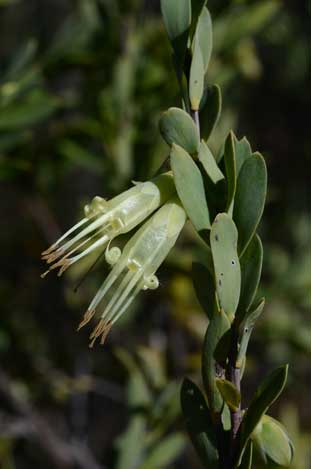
[78,197,187,347]
[41,173,174,277]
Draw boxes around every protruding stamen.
[88,319,112,348]
[77,308,96,330]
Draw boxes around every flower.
[41,173,175,277]
[78,197,186,347]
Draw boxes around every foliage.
[0,0,309,468]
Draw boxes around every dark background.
[0,0,310,468]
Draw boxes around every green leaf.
[202,84,222,140]
[210,213,241,321]
[159,107,199,154]
[180,378,219,468]
[198,140,224,184]
[234,136,252,177]
[236,298,265,369]
[140,433,185,469]
[189,35,205,111]
[116,416,146,469]
[160,0,191,69]
[216,378,241,411]
[252,415,294,467]
[202,310,231,414]
[213,1,280,52]
[224,130,237,214]
[195,7,213,72]
[161,0,191,42]
[233,152,267,256]
[192,262,215,320]
[0,91,59,130]
[237,234,263,323]
[171,143,211,231]
[237,365,289,462]
[239,440,253,469]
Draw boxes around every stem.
[228,326,242,465]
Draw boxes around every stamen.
[88,319,112,348]
[77,308,96,330]
[101,269,142,322]
[110,282,143,325]
[41,217,89,256]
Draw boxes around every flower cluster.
[41,173,186,346]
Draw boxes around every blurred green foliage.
[0,0,309,467]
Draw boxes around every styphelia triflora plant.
[41,1,294,467]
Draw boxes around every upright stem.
[228,326,242,465]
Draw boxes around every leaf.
[210,213,241,321]
[236,365,289,462]
[116,416,146,469]
[195,7,213,72]
[160,0,191,69]
[234,136,252,177]
[189,34,205,111]
[198,140,224,184]
[171,143,211,231]
[4,39,37,80]
[237,234,263,323]
[0,91,59,130]
[202,310,231,414]
[233,152,267,256]
[116,349,151,408]
[180,378,219,468]
[213,1,280,52]
[202,84,222,140]
[224,130,236,214]
[239,440,253,469]
[140,433,185,469]
[159,107,199,154]
[216,379,241,411]
[252,415,294,467]
[190,0,207,39]
[192,262,215,320]
[236,298,265,369]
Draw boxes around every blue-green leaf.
[159,107,200,154]
[210,213,241,321]
[198,140,224,184]
[189,35,205,111]
[237,365,289,462]
[236,298,265,369]
[192,261,215,320]
[195,7,213,72]
[202,84,222,140]
[237,234,263,323]
[181,378,219,468]
[161,0,191,69]
[234,136,252,177]
[171,143,211,231]
[233,152,267,256]
[224,131,236,214]
[202,310,231,415]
